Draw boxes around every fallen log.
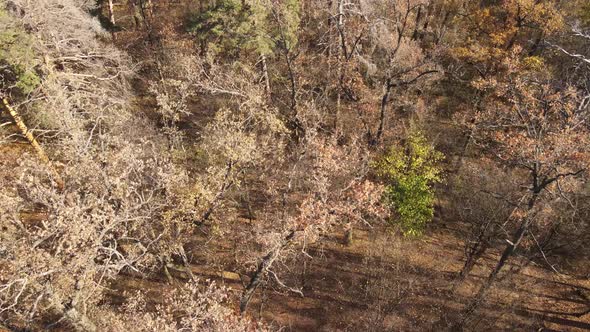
[1,98,64,190]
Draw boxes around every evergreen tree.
[0,6,40,95]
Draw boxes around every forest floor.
[109,211,590,331]
[247,222,590,331]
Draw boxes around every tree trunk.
[375,79,392,144]
[422,1,433,31]
[240,231,296,314]
[345,226,353,246]
[280,45,304,138]
[454,122,474,173]
[107,0,115,26]
[335,0,344,133]
[412,6,422,40]
[459,240,489,280]
[195,161,234,226]
[435,10,451,45]
[455,90,483,172]
[460,215,533,323]
[458,216,497,281]
[144,0,154,18]
[283,50,297,114]
[131,1,141,30]
[261,54,271,100]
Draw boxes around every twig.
[268,270,304,297]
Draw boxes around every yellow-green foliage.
[374,128,444,236]
[522,56,544,70]
[0,6,40,95]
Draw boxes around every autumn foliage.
[0,0,589,331]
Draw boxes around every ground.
[110,214,590,331]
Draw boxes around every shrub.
[374,128,443,236]
[0,6,41,95]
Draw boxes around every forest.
[0,0,589,330]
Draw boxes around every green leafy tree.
[375,128,443,236]
[0,6,40,95]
